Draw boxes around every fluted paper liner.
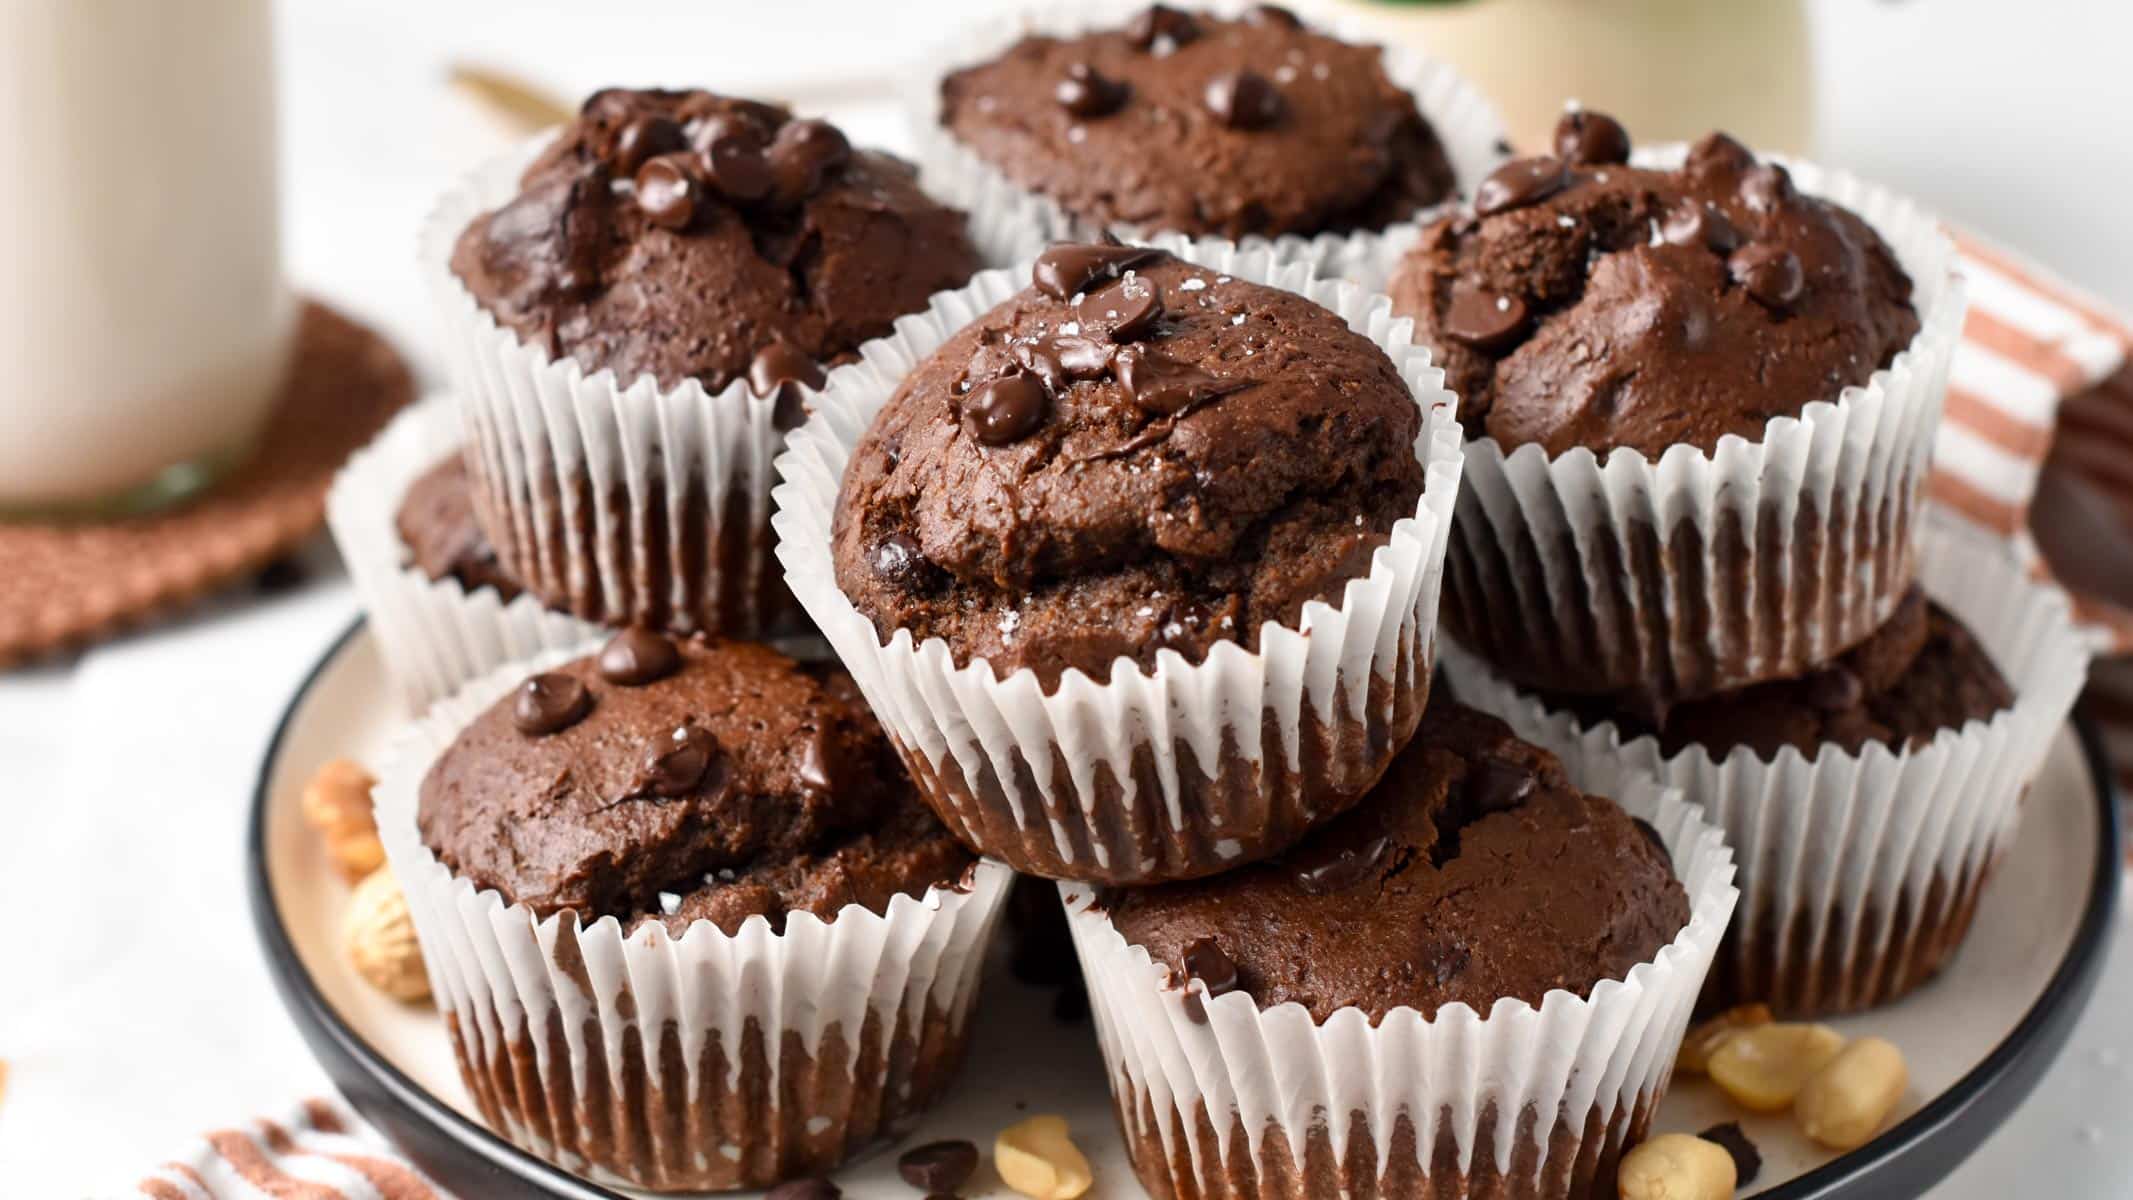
[773,236,1465,884]
[1061,771,1736,1199]
[373,646,1014,1191]
[1445,520,2091,1016]
[327,399,602,710]
[1380,148,1967,704]
[907,0,1509,278]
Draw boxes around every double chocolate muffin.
[394,453,523,603]
[939,5,1457,239]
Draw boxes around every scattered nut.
[1795,1036,1907,1150]
[996,1114,1094,1200]
[1676,1003,1772,1075]
[302,758,385,882]
[1618,1132,1736,1200]
[343,867,430,1003]
[1706,1022,1845,1112]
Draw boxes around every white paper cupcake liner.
[1388,150,1967,707]
[772,235,1464,884]
[373,645,1014,1191]
[1444,518,2092,1016]
[906,0,1508,280]
[1061,769,1736,1200]
[326,398,604,711]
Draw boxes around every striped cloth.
[123,1099,445,1200]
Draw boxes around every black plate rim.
[247,616,2123,1198]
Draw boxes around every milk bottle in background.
[0,0,292,514]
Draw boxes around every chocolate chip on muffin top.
[417,634,975,935]
[1102,697,1688,1022]
[1389,111,1920,458]
[830,242,1427,687]
[395,453,523,601]
[451,88,980,405]
[940,4,1457,239]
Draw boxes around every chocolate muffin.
[394,453,522,603]
[418,634,975,937]
[1104,699,1687,1023]
[832,242,1427,688]
[453,87,980,398]
[1391,116,1919,458]
[939,4,1457,239]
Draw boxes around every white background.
[3,0,2131,1195]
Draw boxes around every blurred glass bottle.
[1333,0,1814,155]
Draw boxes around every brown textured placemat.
[0,301,414,667]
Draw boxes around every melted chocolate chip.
[1205,70,1284,130]
[1553,108,1630,166]
[869,532,926,583]
[637,723,719,797]
[1182,936,1240,997]
[1290,833,1392,896]
[1245,3,1302,27]
[612,114,687,176]
[1127,4,1201,52]
[1423,939,1472,987]
[1441,285,1531,353]
[1076,273,1164,342]
[694,114,772,202]
[1056,62,1129,118]
[1474,156,1571,217]
[634,155,700,230]
[1740,162,1794,213]
[1031,241,1164,300]
[1661,200,1742,254]
[1116,346,1240,416]
[795,730,835,796]
[747,342,827,432]
[1699,1122,1763,1186]
[1465,757,1538,814]
[764,1179,842,1200]
[964,369,1051,445]
[1729,242,1805,309]
[897,1142,979,1193]
[1805,665,1866,712]
[1012,333,1115,391]
[597,628,681,686]
[1631,816,1670,863]
[513,673,593,736]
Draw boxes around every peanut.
[996,1114,1094,1200]
[1795,1036,1907,1150]
[1618,1132,1736,1200]
[1676,1003,1773,1075]
[302,758,384,882]
[1706,1022,1845,1112]
[344,867,430,1003]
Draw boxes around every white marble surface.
[2,0,2131,1194]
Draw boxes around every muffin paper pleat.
[326,399,605,710]
[1445,518,2093,1016]
[772,236,1466,884]
[1061,773,1736,1199]
[905,0,1509,276]
[1367,149,1967,704]
[373,646,1013,1191]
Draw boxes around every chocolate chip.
[1423,940,1472,987]
[634,155,701,230]
[869,532,926,583]
[1688,131,1756,174]
[1553,108,1630,166]
[765,1179,841,1200]
[1805,665,1865,712]
[964,369,1050,446]
[638,723,718,797]
[1205,70,1285,130]
[897,1141,979,1193]
[1699,1122,1763,1186]
[1740,162,1794,212]
[1464,757,1537,814]
[1631,816,1670,863]
[1076,273,1163,342]
[1441,285,1530,353]
[1245,3,1302,27]
[612,114,686,176]
[513,673,592,736]
[1056,62,1128,118]
[1031,240,1163,300]
[597,628,681,686]
[1661,200,1742,254]
[1012,334,1114,392]
[1181,936,1240,997]
[1729,243,1805,309]
[254,555,308,594]
[1126,4,1200,52]
[747,341,826,432]
[1289,834,1392,896]
[795,731,834,796]
[692,114,772,202]
[766,118,850,204]
[1474,156,1570,216]
[1115,346,1240,416]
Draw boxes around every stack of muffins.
[319,5,2089,1199]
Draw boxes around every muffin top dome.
[831,242,1426,687]
[395,453,522,601]
[1101,697,1688,1022]
[939,4,1456,239]
[1389,111,1919,458]
[417,634,974,935]
[451,87,980,403]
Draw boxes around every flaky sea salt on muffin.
[778,237,1463,884]
[1063,696,1735,1200]
[372,632,1010,1191]
[1381,109,1963,713]
[426,87,983,640]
